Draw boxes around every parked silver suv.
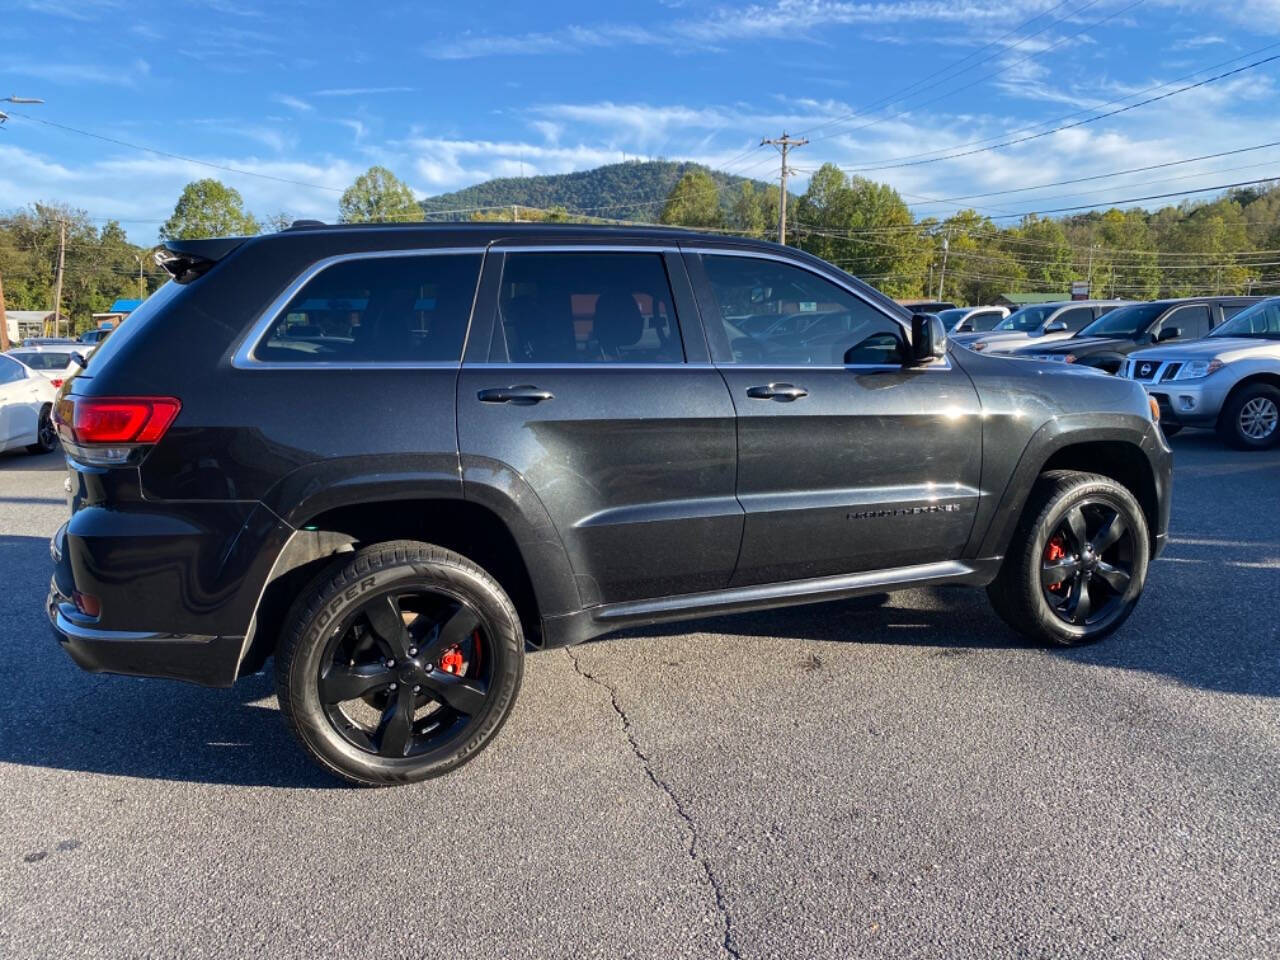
[1123,297,1280,449]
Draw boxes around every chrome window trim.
[489,243,681,254]
[231,246,487,370]
[464,362,710,370]
[681,245,913,343]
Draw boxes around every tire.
[987,471,1149,647]
[1217,383,1280,450]
[25,404,57,455]
[275,540,524,786]
[1159,423,1182,437]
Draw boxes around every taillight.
[54,396,181,464]
[50,378,64,388]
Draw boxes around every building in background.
[89,298,143,331]
[5,310,55,344]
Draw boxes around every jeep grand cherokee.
[47,222,1172,785]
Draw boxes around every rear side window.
[254,254,481,364]
[10,352,70,370]
[1056,308,1094,331]
[969,310,1004,331]
[495,252,682,364]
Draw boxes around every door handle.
[477,385,555,405]
[746,383,808,401]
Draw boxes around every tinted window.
[1220,303,1252,321]
[1055,308,1094,332]
[10,351,71,370]
[255,254,481,364]
[0,355,26,385]
[935,308,969,330]
[996,306,1058,332]
[1160,305,1211,340]
[703,255,906,365]
[1210,299,1280,339]
[968,309,1005,331]
[496,252,682,364]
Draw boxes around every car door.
[456,244,741,607]
[686,247,983,586]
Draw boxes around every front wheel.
[275,540,524,786]
[987,471,1150,647]
[25,404,57,454]
[1218,383,1280,450]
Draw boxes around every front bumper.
[47,524,244,687]
[1138,375,1230,427]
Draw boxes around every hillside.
[419,159,777,221]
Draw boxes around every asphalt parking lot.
[0,435,1276,960]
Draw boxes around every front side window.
[996,306,1057,332]
[1054,308,1094,332]
[496,252,682,364]
[702,254,906,365]
[1159,305,1211,341]
[254,254,481,364]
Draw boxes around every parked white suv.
[1123,297,1280,449]
[952,300,1129,354]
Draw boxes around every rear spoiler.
[153,236,249,283]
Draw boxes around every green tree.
[160,179,260,240]
[338,166,422,224]
[1012,215,1075,292]
[659,170,723,228]
[730,182,766,236]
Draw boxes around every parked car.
[22,337,76,347]
[7,346,87,389]
[0,352,58,455]
[953,300,1130,353]
[47,222,1171,785]
[935,305,1009,334]
[1011,297,1262,373]
[78,328,113,345]
[1123,296,1280,448]
[898,299,957,313]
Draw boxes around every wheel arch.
[974,417,1166,563]
[1215,372,1280,429]
[238,493,579,676]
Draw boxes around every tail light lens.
[50,378,64,388]
[54,396,181,464]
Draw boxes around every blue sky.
[2,0,1278,242]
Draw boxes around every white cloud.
[272,93,314,113]
[312,86,416,97]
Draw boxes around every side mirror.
[1043,320,1068,334]
[1156,326,1181,342]
[910,313,947,363]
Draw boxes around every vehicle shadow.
[0,448,65,472]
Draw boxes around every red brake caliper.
[1044,536,1067,592]
[440,646,464,675]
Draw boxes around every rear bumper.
[47,526,244,688]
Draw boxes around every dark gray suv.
[47,223,1172,785]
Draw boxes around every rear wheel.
[988,471,1149,647]
[275,540,523,786]
[1218,383,1280,450]
[25,404,57,454]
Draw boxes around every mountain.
[418,159,776,221]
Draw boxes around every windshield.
[1079,302,1167,338]
[10,351,72,370]
[995,305,1058,332]
[935,308,970,330]
[1209,298,1280,340]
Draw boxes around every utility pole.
[0,270,9,352]
[134,254,146,300]
[937,231,951,301]
[761,132,807,245]
[512,204,520,223]
[52,219,66,338]
[1086,244,1097,297]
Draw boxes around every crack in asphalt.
[565,648,742,960]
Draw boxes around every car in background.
[1123,296,1280,448]
[79,328,113,346]
[1012,297,1262,373]
[952,300,1130,354]
[0,352,58,455]
[21,337,76,347]
[898,299,957,313]
[935,305,1009,334]
[7,346,88,389]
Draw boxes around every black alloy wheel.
[27,404,57,455]
[1039,501,1135,629]
[987,471,1150,647]
[319,589,490,760]
[276,540,523,786]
